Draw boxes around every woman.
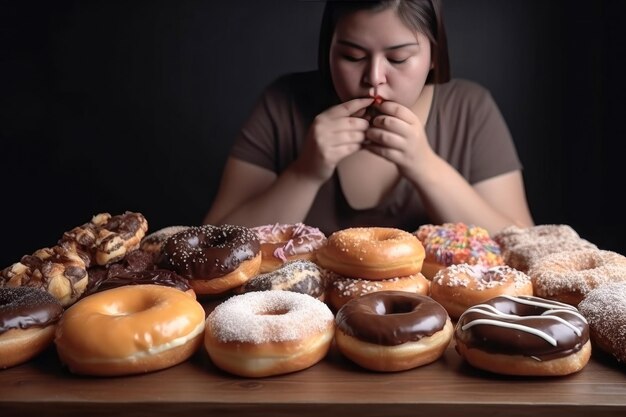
[204,0,534,236]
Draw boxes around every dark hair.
[318,0,450,93]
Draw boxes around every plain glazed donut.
[430,264,533,319]
[455,295,591,376]
[335,291,453,372]
[327,272,430,312]
[159,224,261,295]
[316,227,425,280]
[578,283,626,364]
[528,249,626,306]
[251,223,327,273]
[494,225,598,273]
[0,287,63,369]
[55,284,205,376]
[414,223,504,280]
[234,260,325,300]
[205,290,334,377]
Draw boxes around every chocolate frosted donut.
[0,287,64,368]
[334,291,453,371]
[159,225,262,295]
[455,295,591,376]
[89,270,193,295]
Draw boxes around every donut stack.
[316,227,429,311]
[414,222,504,280]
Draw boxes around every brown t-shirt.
[230,71,522,235]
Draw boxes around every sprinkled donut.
[235,259,325,300]
[251,223,327,273]
[0,287,63,369]
[327,272,430,311]
[455,295,591,376]
[334,291,453,372]
[204,290,335,377]
[528,249,626,306]
[430,264,533,319]
[316,227,425,280]
[493,224,597,272]
[159,224,261,295]
[578,283,626,364]
[414,223,504,280]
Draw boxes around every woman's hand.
[364,100,435,180]
[293,97,373,183]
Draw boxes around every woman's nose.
[363,56,386,87]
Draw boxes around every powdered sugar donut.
[528,249,626,306]
[251,223,327,273]
[205,291,334,377]
[578,282,626,364]
[430,264,533,319]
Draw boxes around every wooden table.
[1,330,624,417]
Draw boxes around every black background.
[1,0,625,268]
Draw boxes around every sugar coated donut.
[55,284,205,376]
[0,287,63,369]
[578,283,626,364]
[140,225,190,259]
[414,223,503,280]
[494,225,597,273]
[251,223,327,273]
[316,227,425,280]
[430,264,533,319]
[335,291,453,372]
[235,260,325,300]
[205,290,334,377]
[159,224,261,295]
[327,272,430,311]
[455,295,591,376]
[528,249,626,306]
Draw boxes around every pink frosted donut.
[251,223,327,273]
[204,290,334,377]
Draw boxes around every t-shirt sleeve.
[229,80,287,173]
[466,86,522,184]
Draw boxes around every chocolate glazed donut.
[159,225,261,295]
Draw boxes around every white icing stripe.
[497,294,574,311]
[461,318,558,346]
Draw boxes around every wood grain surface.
[0,327,624,417]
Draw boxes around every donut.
[1,243,89,306]
[316,227,425,280]
[455,295,591,376]
[234,260,325,300]
[0,287,63,369]
[205,290,334,377]
[578,283,626,364]
[251,223,327,273]
[414,223,504,280]
[55,284,205,376]
[493,224,597,273]
[528,249,626,306]
[327,272,430,311]
[140,226,190,260]
[430,264,533,319]
[334,291,453,372]
[86,269,194,297]
[159,224,261,295]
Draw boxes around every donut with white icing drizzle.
[454,295,591,376]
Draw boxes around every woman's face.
[329,8,432,107]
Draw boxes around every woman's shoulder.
[436,78,493,102]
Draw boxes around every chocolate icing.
[0,287,63,333]
[335,291,448,346]
[90,269,192,294]
[159,225,260,280]
[455,295,589,360]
